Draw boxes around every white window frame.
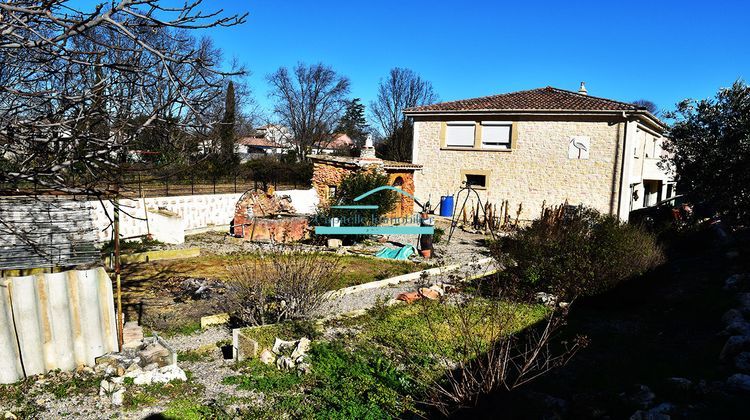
[445,121,476,148]
[480,121,512,150]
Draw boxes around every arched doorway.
[392,176,406,218]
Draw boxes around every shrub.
[333,170,398,222]
[492,205,664,300]
[224,251,341,326]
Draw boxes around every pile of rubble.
[95,322,187,406]
[233,328,311,375]
[721,273,750,392]
[395,283,447,303]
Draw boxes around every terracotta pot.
[419,249,432,259]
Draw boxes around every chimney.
[578,82,588,95]
[359,134,377,160]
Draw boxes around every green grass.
[335,298,549,365]
[223,359,304,392]
[223,342,417,419]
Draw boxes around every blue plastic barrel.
[439,196,454,217]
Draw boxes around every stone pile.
[95,324,187,406]
[720,273,750,393]
[233,329,312,375]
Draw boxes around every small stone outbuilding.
[309,148,422,219]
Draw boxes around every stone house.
[404,84,675,221]
[309,145,421,219]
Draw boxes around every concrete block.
[327,238,343,249]
[200,313,230,329]
[232,328,259,362]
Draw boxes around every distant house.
[404,84,675,221]
[313,133,354,155]
[235,137,286,161]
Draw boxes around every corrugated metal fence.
[0,268,117,384]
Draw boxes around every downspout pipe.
[616,111,629,220]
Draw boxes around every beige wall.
[413,118,626,221]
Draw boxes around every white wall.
[90,193,242,244]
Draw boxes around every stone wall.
[413,118,624,221]
[311,161,353,208]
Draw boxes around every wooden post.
[114,194,123,351]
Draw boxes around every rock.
[734,352,750,373]
[627,384,656,410]
[151,365,187,383]
[428,284,445,296]
[291,338,311,360]
[125,362,141,374]
[259,349,275,365]
[132,371,154,386]
[297,362,312,375]
[630,402,674,420]
[142,363,159,372]
[535,292,558,306]
[664,377,692,392]
[724,274,745,291]
[95,353,122,371]
[418,287,441,300]
[276,356,294,370]
[726,373,750,393]
[122,321,144,349]
[722,309,745,326]
[272,338,297,355]
[327,238,343,249]
[720,335,750,361]
[111,388,125,406]
[725,321,750,336]
[76,365,95,375]
[739,293,750,314]
[138,342,172,367]
[4,412,18,420]
[396,291,422,304]
[99,379,125,406]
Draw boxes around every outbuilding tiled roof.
[404,87,642,113]
[237,137,279,147]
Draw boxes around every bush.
[492,205,664,300]
[333,171,398,223]
[224,251,341,326]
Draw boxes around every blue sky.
[206,0,750,118]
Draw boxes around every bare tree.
[0,1,248,195]
[267,63,350,160]
[632,99,660,116]
[370,67,437,139]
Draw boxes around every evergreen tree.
[337,98,369,150]
[219,81,238,167]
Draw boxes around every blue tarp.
[375,244,415,260]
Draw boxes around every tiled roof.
[237,137,279,147]
[308,154,421,170]
[404,87,643,113]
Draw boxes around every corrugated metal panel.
[0,196,101,270]
[0,267,117,384]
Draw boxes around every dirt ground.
[461,227,750,419]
